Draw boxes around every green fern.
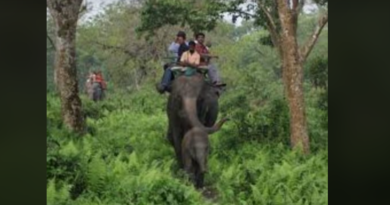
[47,179,71,205]
[86,154,107,195]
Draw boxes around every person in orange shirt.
[180,41,200,68]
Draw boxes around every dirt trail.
[201,186,219,203]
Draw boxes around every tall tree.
[47,0,85,133]
[138,0,328,154]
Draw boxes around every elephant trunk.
[195,149,207,173]
[183,97,228,134]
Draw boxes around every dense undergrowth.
[47,81,328,205]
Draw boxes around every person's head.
[195,32,205,44]
[176,31,186,44]
[188,41,196,52]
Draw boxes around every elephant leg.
[183,150,195,183]
[89,90,93,100]
[204,101,219,127]
[92,83,100,102]
[98,87,103,101]
[92,88,96,101]
[193,160,205,189]
[100,88,105,100]
[166,123,174,146]
[194,144,208,189]
[172,129,184,169]
[197,99,204,123]
[195,171,205,189]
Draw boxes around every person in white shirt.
[157,31,189,94]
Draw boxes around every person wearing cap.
[157,31,189,94]
[168,31,189,62]
[176,32,189,63]
[194,32,225,87]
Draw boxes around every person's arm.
[186,62,199,68]
[200,53,218,59]
[168,42,178,53]
[179,52,187,66]
[197,44,218,59]
[177,44,189,63]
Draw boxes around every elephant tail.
[183,97,229,134]
[209,117,229,135]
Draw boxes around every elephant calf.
[182,118,229,189]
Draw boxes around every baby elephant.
[182,118,229,189]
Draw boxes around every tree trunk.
[277,0,310,154]
[281,48,310,154]
[48,0,85,133]
[53,69,59,92]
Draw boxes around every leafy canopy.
[137,0,328,36]
[137,0,228,37]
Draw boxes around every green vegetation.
[47,81,327,204]
[47,1,327,204]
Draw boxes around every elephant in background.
[92,82,104,101]
[85,79,104,102]
[84,79,94,99]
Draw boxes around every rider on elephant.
[168,31,189,63]
[157,31,189,94]
[194,32,225,87]
[178,41,202,73]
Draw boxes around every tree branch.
[297,0,305,13]
[93,41,139,58]
[253,46,264,56]
[78,1,88,18]
[292,0,305,16]
[292,0,298,10]
[229,9,256,18]
[258,1,278,36]
[47,33,56,50]
[290,0,305,34]
[258,0,282,56]
[300,11,328,63]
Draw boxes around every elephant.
[85,80,104,102]
[85,80,94,99]
[182,118,229,189]
[92,82,104,102]
[166,71,226,169]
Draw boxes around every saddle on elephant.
[171,65,210,80]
